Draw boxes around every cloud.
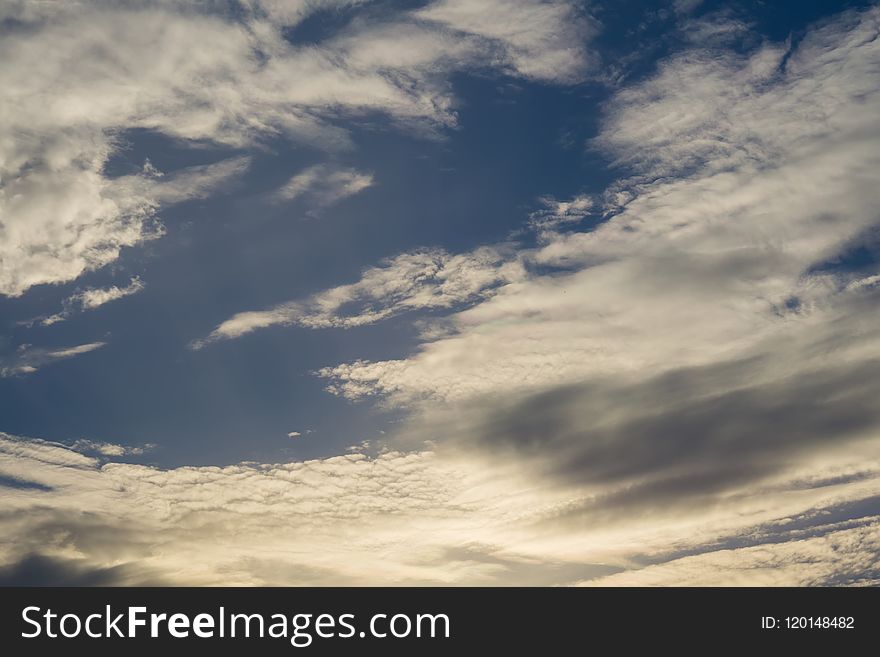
[0,0,593,297]
[0,431,522,585]
[68,277,146,312]
[0,553,164,587]
[582,518,880,586]
[0,342,106,378]
[172,8,880,585]
[120,157,253,205]
[35,314,66,327]
[69,439,155,458]
[320,6,880,405]
[527,194,594,238]
[594,9,878,182]
[23,276,145,327]
[295,6,880,583]
[194,245,525,346]
[0,156,164,298]
[398,335,880,503]
[1,428,879,585]
[242,0,370,28]
[673,0,704,15]
[275,163,373,214]
[415,0,595,83]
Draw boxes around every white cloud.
[0,342,106,378]
[415,0,595,83]
[70,277,145,311]
[243,0,369,27]
[528,194,593,238]
[275,164,373,214]
[121,157,253,205]
[47,343,107,359]
[26,276,146,327]
[0,158,163,298]
[1,431,879,585]
[69,439,155,458]
[582,519,880,586]
[320,6,880,405]
[194,245,525,346]
[37,314,67,327]
[0,1,593,297]
[673,0,704,15]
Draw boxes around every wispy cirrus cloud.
[28,277,146,327]
[415,0,595,83]
[68,439,156,458]
[0,342,106,378]
[116,157,253,206]
[527,194,594,238]
[275,164,374,215]
[193,246,524,347]
[68,277,146,312]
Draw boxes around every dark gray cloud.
[0,554,160,586]
[409,349,880,521]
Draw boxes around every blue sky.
[1,0,879,585]
[0,7,604,467]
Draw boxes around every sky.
[1,0,879,585]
